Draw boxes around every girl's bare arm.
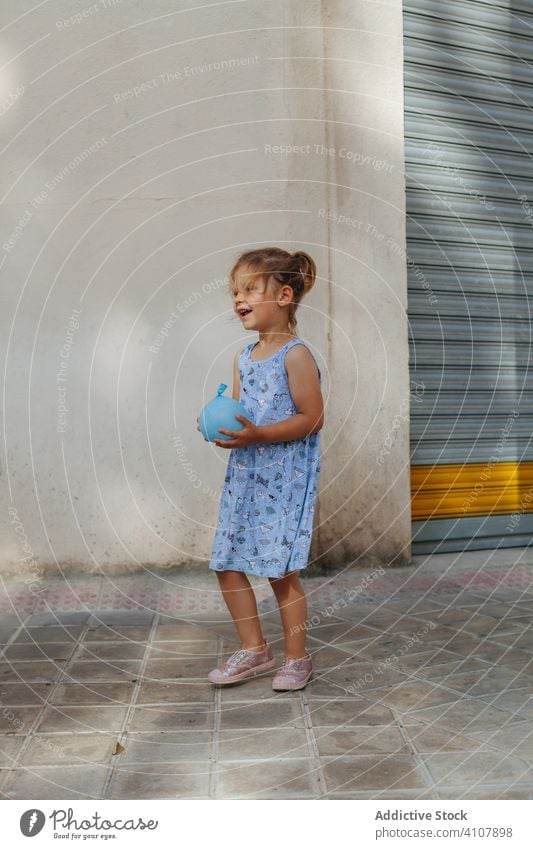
[232,349,241,401]
[256,345,324,444]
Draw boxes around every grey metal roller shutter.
[403,0,533,553]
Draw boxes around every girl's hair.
[229,247,317,333]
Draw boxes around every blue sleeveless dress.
[208,338,321,578]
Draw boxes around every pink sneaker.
[272,654,313,690]
[208,643,275,685]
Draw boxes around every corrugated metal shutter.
[403,0,533,553]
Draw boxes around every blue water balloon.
[199,383,251,442]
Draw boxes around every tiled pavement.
[1,547,533,799]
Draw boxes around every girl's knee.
[269,571,304,596]
[269,574,291,589]
[217,569,251,586]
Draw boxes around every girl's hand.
[215,415,261,448]
[197,416,208,441]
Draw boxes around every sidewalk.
[1,548,532,799]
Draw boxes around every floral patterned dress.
[208,338,322,578]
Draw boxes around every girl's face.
[231,264,279,329]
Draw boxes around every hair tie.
[299,268,306,283]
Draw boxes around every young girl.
[199,247,324,690]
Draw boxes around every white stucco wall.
[1,0,411,578]
[313,1,412,569]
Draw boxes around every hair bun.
[293,251,317,294]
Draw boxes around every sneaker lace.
[278,656,309,678]
[224,648,250,667]
[224,645,268,668]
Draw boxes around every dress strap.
[282,338,321,381]
[285,338,304,352]
[241,342,255,361]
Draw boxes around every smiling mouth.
[237,307,253,318]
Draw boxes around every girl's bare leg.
[216,570,266,650]
[268,571,308,659]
